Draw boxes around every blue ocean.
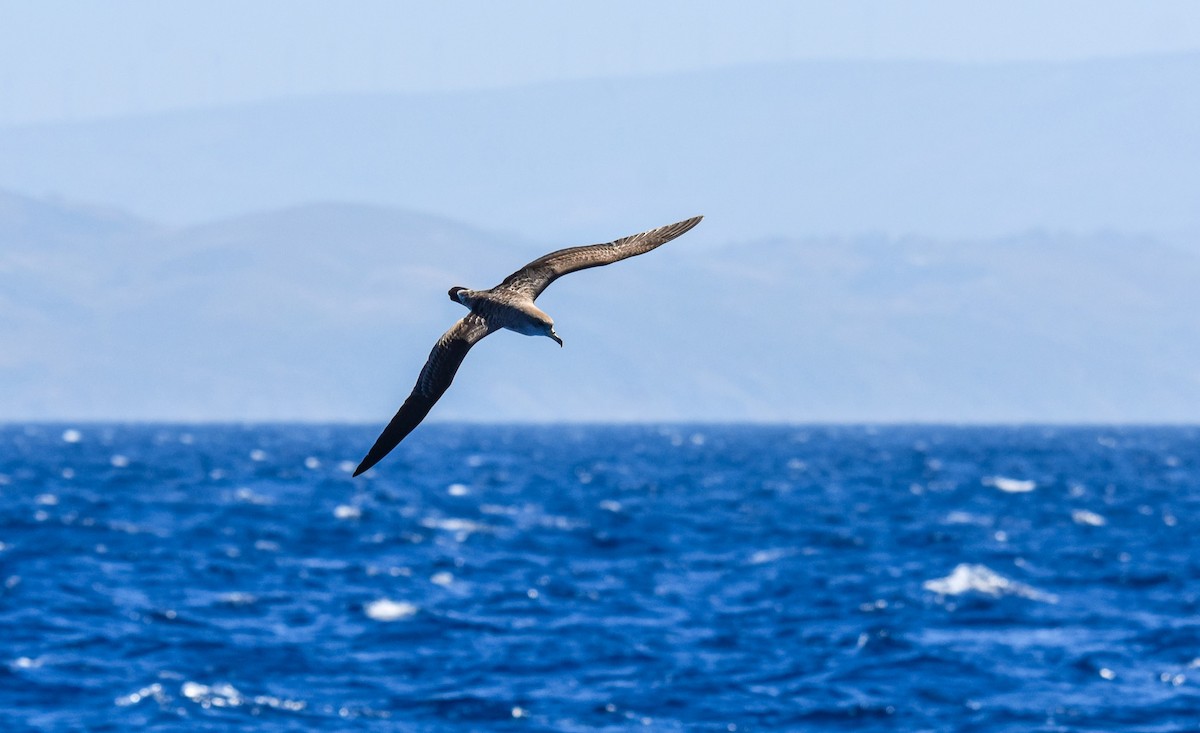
[2,424,1198,731]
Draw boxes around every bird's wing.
[496,215,702,299]
[353,314,494,476]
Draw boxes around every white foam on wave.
[333,505,362,520]
[1072,509,1107,527]
[984,476,1037,493]
[944,511,992,526]
[420,517,485,533]
[217,592,258,606]
[178,680,305,711]
[924,563,1057,603]
[749,548,789,565]
[233,487,273,505]
[115,682,167,707]
[61,429,82,443]
[365,599,418,621]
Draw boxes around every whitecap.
[337,460,357,473]
[430,571,454,587]
[944,511,992,526]
[598,499,622,513]
[61,429,82,443]
[217,592,257,606]
[304,456,321,470]
[924,563,1057,603]
[364,599,418,621]
[333,505,361,520]
[110,454,130,468]
[249,449,267,462]
[984,476,1036,493]
[749,548,789,565]
[234,487,272,505]
[537,514,582,531]
[447,483,469,496]
[115,682,165,707]
[420,517,484,533]
[182,680,237,704]
[1071,509,1107,527]
[35,493,58,506]
[178,680,306,712]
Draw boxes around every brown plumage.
[353,215,703,476]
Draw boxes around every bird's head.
[448,286,468,304]
[539,319,563,347]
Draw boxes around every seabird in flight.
[353,215,703,476]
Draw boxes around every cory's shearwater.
[353,215,703,476]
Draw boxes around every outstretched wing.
[496,215,702,299]
[353,314,493,476]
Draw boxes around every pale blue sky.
[1,0,1199,125]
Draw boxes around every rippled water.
[2,424,1199,731]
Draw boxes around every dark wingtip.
[352,452,379,477]
[664,215,703,238]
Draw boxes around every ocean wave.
[924,563,1058,603]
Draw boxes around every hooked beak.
[550,331,563,347]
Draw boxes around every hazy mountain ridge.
[4,191,1199,422]
[1,54,1197,245]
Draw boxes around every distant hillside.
[0,55,1198,245]
[4,191,1200,423]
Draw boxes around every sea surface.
[1,424,1198,731]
